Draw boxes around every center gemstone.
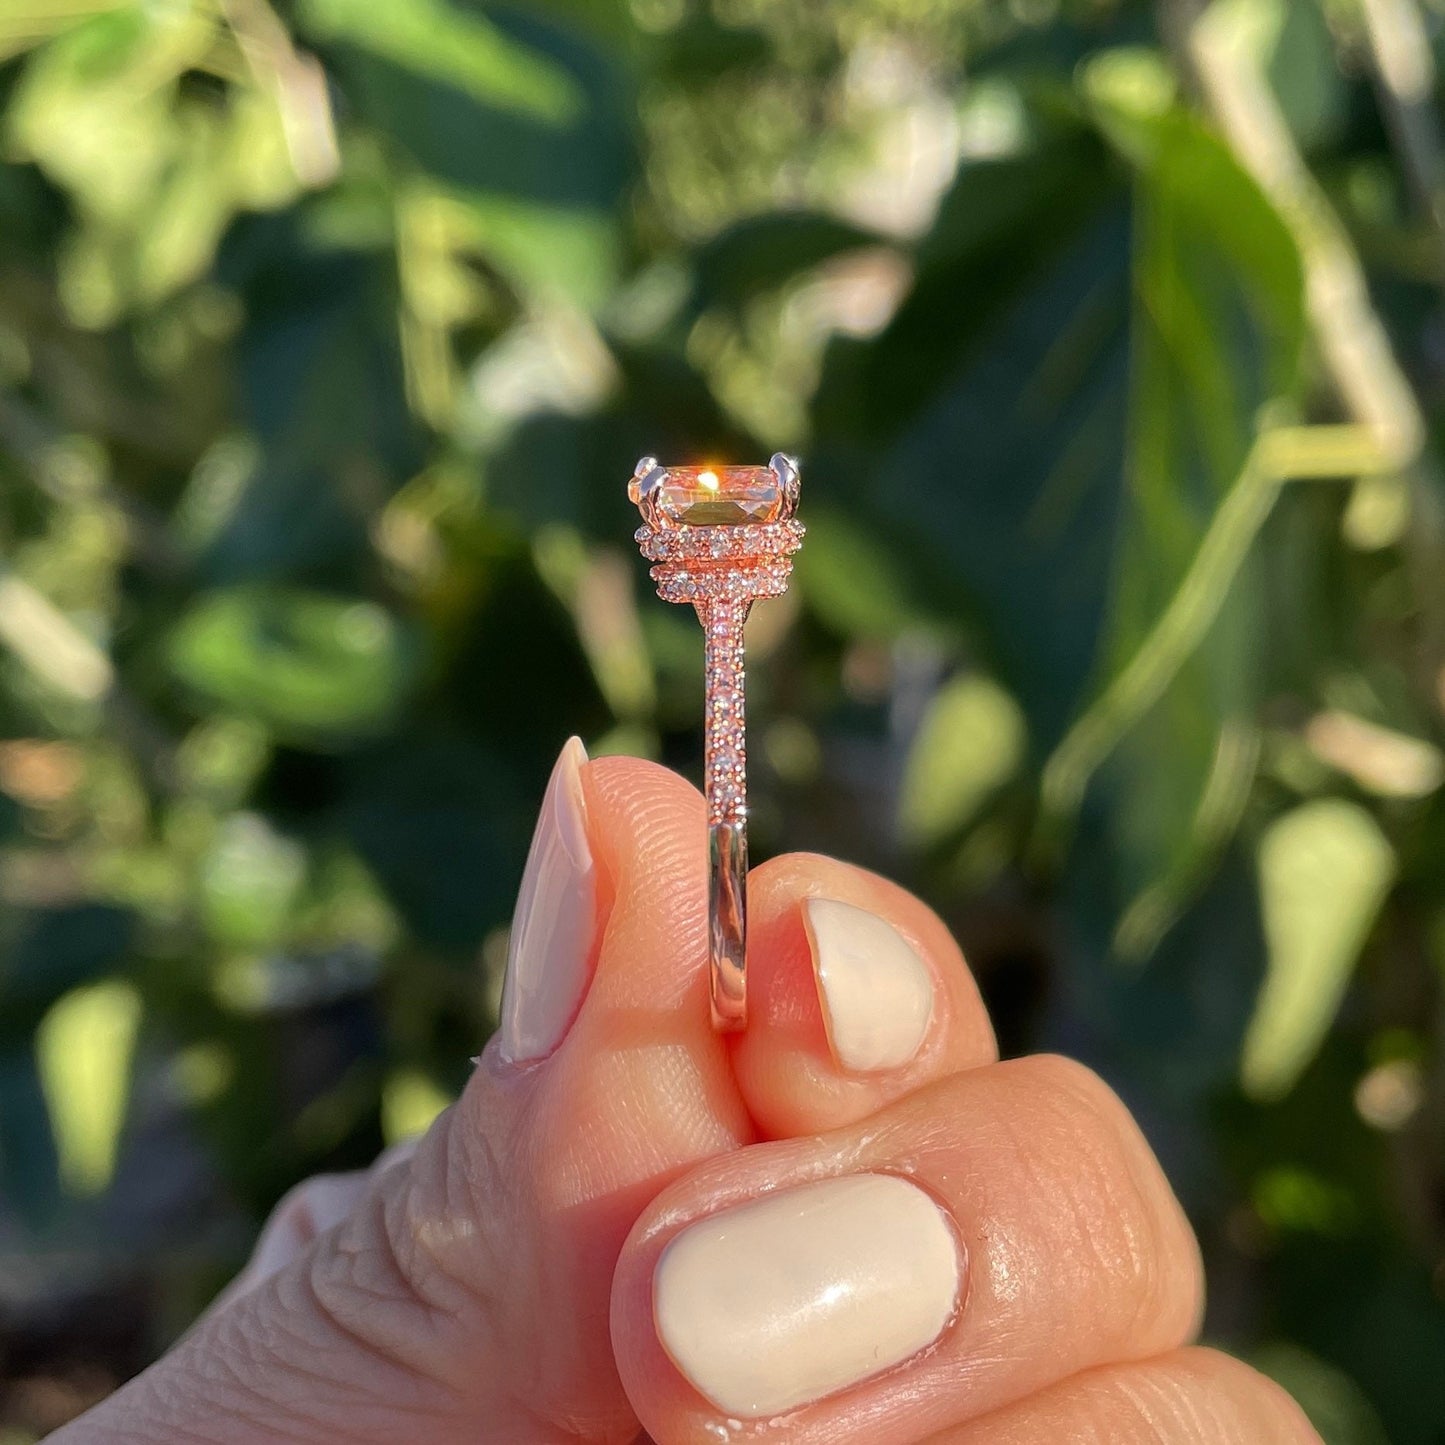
[657,466,782,527]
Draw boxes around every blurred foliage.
[1,0,1445,1438]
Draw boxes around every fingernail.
[803,898,934,1072]
[498,737,597,1064]
[654,1173,960,1419]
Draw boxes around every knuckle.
[390,1109,517,1338]
[303,1188,434,1369]
[290,1172,365,1233]
[928,1349,1322,1444]
[1175,1349,1325,1444]
[267,1176,322,1232]
[300,1118,491,1389]
[986,1054,1204,1351]
[1017,1051,1127,1120]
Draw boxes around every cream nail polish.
[497,737,597,1064]
[804,898,934,1072]
[654,1173,960,1419]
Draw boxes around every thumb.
[52,744,753,1445]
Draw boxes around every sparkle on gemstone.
[657,466,782,527]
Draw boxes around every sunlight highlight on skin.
[546,1040,741,1211]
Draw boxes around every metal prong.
[628,456,668,515]
[769,452,800,513]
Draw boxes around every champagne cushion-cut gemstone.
[658,466,782,526]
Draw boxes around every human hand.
[53,745,1319,1444]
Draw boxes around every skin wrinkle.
[402,1118,647,1445]
[583,763,707,1014]
[426,1103,517,1308]
[1050,1071,1170,1344]
[230,1307,314,1409]
[929,1349,1322,1443]
[142,1158,477,1445]
[970,1119,1071,1326]
[1126,1370,1214,1435]
[1074,1066,1204,1346]
[155,1296,355,1445]
[1038,1086,1151,1343]
[991,1058,1200,1354]
[452,1072,586,1400]
[308,1187,456,1382]
[965,1062,1196,1364]
[545,1039,742,1209]
[1131,1151,1206,1345]
[373,1165,486,1364]
[485,1134,599,1420]
[871,1081,1061,1355]
[186,1319,291,1440]
[292,1245,544,1445]
[974,1207,1028,1313]
[628,1043,741,1161]
[298,1251,454,1414]
[424,1105,555,1430]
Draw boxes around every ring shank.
[709,820,747,1030]
[701,598,749,1030]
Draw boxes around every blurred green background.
[1,0,1443,1436]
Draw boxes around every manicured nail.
[653,1173,960,1419]
[803,898,934,1072]
[497,737,597,1064]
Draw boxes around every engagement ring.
[629,454,805,1031]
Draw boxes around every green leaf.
[298,0,582,123]
[168,588,416,740]
[405,186,620,317]
[686,213,885,319]
[130,106,238,307]
[36,980,142,1196]
[341,736,532,951]
[5,9,193,225]
[1,904,137,1026]
[899,675,1027,848]
[381,1066,452,1144]
[1102,103,1305,674]
[7,6,314,322]
[0,1047,61,1224]
[1042,95,1306,936]
[876,199,1132,744]
[819,113,1121,444]
[793,506,936,641]
[1265,0,1349,154]
[1252,1344,1390,1445]
[323,9,632,212]
[200,813,308,949]
[1243,800,1395,1101]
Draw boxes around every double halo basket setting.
[628,453,805,1032]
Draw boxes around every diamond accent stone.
[633,520,805,563]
